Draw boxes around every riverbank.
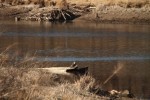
[77,5,150,24]
[0,0,150,24]
[70,0,150,24]
[0,50,138,100]
[0,68,137,100]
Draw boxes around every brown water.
[0,20,150,99]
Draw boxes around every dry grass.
[0,67,106,100]
[1,0,149,8]
[0,47,137,100]
[68,0,150,8]
[0,0,68,8]
[0,48,105,100]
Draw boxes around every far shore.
[0,1,150,24]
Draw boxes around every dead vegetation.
[69,0,150,8]
[0,68,133,100]
[0,68,137,100]
[21,6,82,21]
[0,47,137,100]
[1,0,149,8]
[0,0,91,21]
[0,67,106,100]
[0,0,69,7]
[0,47,97,100]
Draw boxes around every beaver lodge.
[21,7,81,21]
[12,0,94,22]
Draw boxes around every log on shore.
[37,66,88,76]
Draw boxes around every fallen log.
[37,67,72,75]
[66,67,88,75]
[37,62,88,76]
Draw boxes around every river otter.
[66,62,88,75]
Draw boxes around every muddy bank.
[77,5,150,24]
[0,2,150,24]
[0,3,90,21]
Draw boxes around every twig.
[61,10,66,20]
[103,63,123,85]
[65,12,71,18]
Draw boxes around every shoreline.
[0,3,150,24]
[77,5,150,24]
[76,16,150,25]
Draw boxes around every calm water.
[0,20,150,99]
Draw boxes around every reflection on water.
[0,20,150,99]
[33,56,150,62]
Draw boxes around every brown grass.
[0,47,137,100]
[0,67,106,100]
[68,0,150,8]
[0,49,105,100]
[1,0,149,8]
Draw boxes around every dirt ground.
[78,5,150,24]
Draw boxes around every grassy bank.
[0,48,138,100]
[0,68,103,100]
[0,68,137,100]
[0,50,105,100]
[0,55,106,100]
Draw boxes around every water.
[0,20,150,99]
